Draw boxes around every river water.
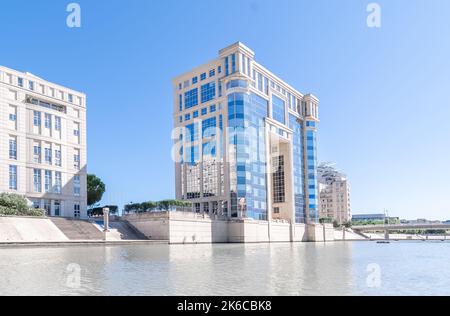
[1,241,449,296]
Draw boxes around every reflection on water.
[0,241,449,296]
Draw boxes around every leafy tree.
[88,205,118,217]
[87,174,105,208]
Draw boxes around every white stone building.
[0,66,87,218]
[318,163,351,224]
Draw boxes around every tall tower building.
[173,42,319,225]
[0,66,87,218]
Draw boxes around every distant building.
[318,163,351,224]
[352,214,386,222]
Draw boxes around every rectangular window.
[218,66,222,74]
[55,149,62,167]
[272,95,286,125]
[225,57,229,76]
[55,116,61,131]
[54,200,61,216]
[9,113,17,122]
[74,152,80,170]
[18,77,23,87]
[74,175,81,196]
[201,108,208,116]
[43,199,51,216]
[201,82,216,103]
[68,94,73,103]
[209,69,215,77]
[184,88,198,109]
[186,123,199,142]
[257,73,263,91]
[45,170,52,193]
[45,148,52,165]
[202,117,217,138]
[55,172,62,194]
[45,113,52,129]
[6,73,13,84]
[33,111,41,126]
[9,165,17,190]
[179,116,183,123]
[179,94,183,111]
[29,81,34,91]
[34,144,41,163]
[32,200,40,209]
[74,202,81,218]
[200,73,206,81]
[9,137,17,160]
[193,111,199,118]
[273,156,286,203]
[33,169,42,192]
[192,77,198,84]
[231,54,236,73]
[210,104,216,113]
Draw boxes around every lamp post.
[103,207,110,241]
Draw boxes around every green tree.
[87,174,105,208]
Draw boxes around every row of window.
[8,137,80,169]
[8,166,80,196]
[1,71,83,106]
[178,66,222,90]
[30,199,81,218]
[180,104,217,123]
[31,168,81,195]
[183,81,217,110]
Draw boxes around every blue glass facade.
[272,95,286,124]
[289,115,306,223]
[185,88,198,109]
[306,123,318,223]
[175,44,320,227]
[228,92,268,220]
[201,82,216,103]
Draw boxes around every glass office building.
[173,42,319,224]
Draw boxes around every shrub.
[0,193,45,217]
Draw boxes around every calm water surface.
[1,241,449,296]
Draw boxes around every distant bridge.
[352,223,450,240]
[353,223,450,231]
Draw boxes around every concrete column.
[384,229,390,240]
[289,141,296,242]
[103,207,110,241]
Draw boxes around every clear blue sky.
[1,0,449,220]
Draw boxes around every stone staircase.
[50,217,104,240]
[92,220,149,241]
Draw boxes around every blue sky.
[1,0,449,220]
